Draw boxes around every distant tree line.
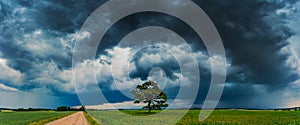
[56,105,85,111]
[14,108,52,111]
[274,107,300,111]
[1,105,86,112]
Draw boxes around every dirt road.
[46,112,89,125]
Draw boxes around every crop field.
[88,110,300,125]
[0,111,74,125]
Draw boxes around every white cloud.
[139,53,166,65]
[13,7,27,15]
[72,59,113,93]
[284,1,300,75]
[0,29,83,94]
[76,101,145,110]
[71,43,202,98]
[23,60,74,93]
[276,8,292,15]
[109,44,197,90]
[71,46,140,93]
[0,58,23,84]
[0,83,18,92]
[33,29,42,37]
[17,29,75,59]
[283,47,300,75]
[93,43,228,92]
[75,31,91,41]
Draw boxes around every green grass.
[119,110,162,116]
[177,110,300,125]
[87,110,300,125]
[83,111,100,125]
[0,111,74,125]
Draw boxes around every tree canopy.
[131,81,168,113]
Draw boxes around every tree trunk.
[148,101,151,113]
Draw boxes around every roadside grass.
[83,111,100,125]
[88,109,300,125]
[0,111,74,125]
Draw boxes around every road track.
[46,112,89,125]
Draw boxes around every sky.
[0,0,300,109]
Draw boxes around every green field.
[0,111,74,125]
[88,110,300,125]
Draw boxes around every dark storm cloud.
[96,11,207,56]
[0,0,106,59]
[17,0,106,33]
[194,0,298,91]
[0,0,107,93]
[191,0,299,108]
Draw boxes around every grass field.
[88,110,300,125]
[0,111,74,125]
[84,111,101,125]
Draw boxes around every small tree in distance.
[131,81,168,113]
[79,105,86,111]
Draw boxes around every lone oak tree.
[131,81,168,113]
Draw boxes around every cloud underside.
[0,0,299,108]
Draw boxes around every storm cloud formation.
[197,0,297,90]
[0,0,299,108]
